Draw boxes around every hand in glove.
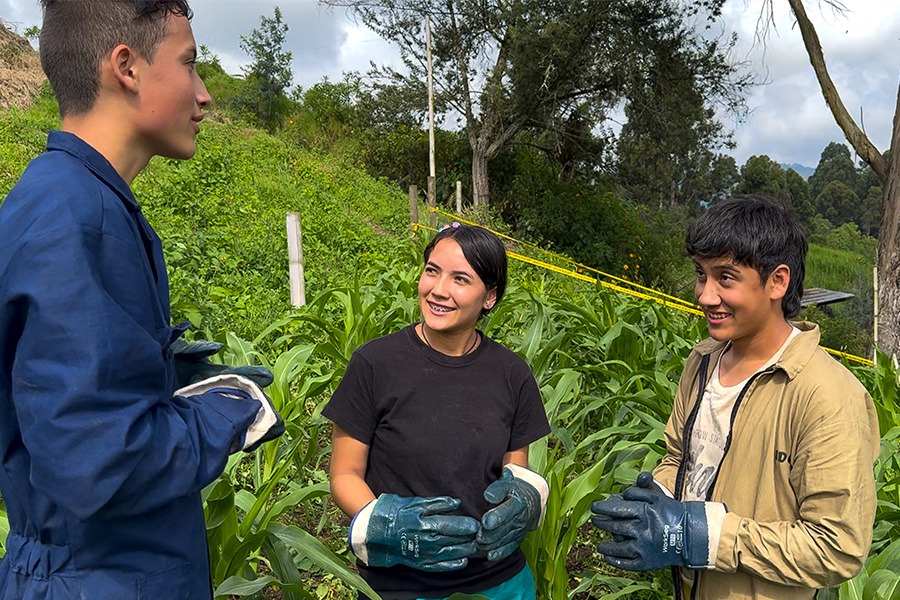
[477,464,548,562]
[175,374,285,452]
[630,471,672,498]
[602,472,670,544]
[171,339,274,389]
[349,495,479,572]
[590,476,725,571]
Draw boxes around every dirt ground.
[0,19,44,110]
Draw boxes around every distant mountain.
[780,163,815,180]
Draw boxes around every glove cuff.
[684,501,726,569]
[348,498,378,566]
[504,464,549,528]
[700,501,726,569]
[175,373,281,451]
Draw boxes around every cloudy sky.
[1,0,897,169]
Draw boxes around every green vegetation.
[1,65,895,600]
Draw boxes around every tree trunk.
[786,0,900,357]
[876,83,900,357]
[472,149,491,206]
[786,0,888,182]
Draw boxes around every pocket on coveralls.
[137,562,191,599]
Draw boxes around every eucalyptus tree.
[616,34,747,211]
[735,155,814,227]
[762,0,900,356]
[808,141,857,200]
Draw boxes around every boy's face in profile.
[693,256,785,344]
[132,15,211,160]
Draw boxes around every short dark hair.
[686,195,807,318]
[39,0,193,117]
[423,224,508,315]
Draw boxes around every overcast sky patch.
[1,0,896,169]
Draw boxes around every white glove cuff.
[505,463,549,526]
[175,373,276,451]
[349,498,377,566]
[703,502,727,569]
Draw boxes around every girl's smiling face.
[418,238,496,335]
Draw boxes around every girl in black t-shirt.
[324,224,550,600]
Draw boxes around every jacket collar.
[693,321,821,381]
[46,130,140,212]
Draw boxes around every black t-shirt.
[322,324,550,599]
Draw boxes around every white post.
[286,212,306,307]
[873,258,878,359]
[456,180,462,213]
[426,15,437,205]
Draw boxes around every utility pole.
[425,15,436,209]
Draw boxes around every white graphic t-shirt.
[683,327,800,502]
[681,327,800,582]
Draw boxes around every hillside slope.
[0,92,413,339]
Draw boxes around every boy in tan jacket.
[591,195,880,599]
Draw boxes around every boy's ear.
[108,44,139,93]
[768,264,791,301]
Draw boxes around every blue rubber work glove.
[632,471,671,497]
[171,339,274,389]
[590,482,724,571]
[349,495,479,572]
[477,464,548,561]
[604,472,668,543]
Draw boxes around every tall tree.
[735,155,814,226]
[783,167,815,226]
[775,0,900,356]
[808,141,856,199]
[617,35,743,210]
[323,0,747,206]
[239,6,294,133]
[815,180,859,227]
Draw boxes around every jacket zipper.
[674,356,775,600]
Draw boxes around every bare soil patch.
[0,20,45,110]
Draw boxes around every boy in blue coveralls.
[0,1,284,598]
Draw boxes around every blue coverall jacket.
[0,131,260,599]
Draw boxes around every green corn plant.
[0,498,7,557]
[853,351,900,550]
[816,538,900,600]
[521,367,666,600]
[202,334,381,600]
[247,259,421,369]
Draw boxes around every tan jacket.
[654,322,880,600]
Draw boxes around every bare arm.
[503,446,529,469]
[330,424,376,517]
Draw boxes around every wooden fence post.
[286,212,306,307]
[427,176,436,208]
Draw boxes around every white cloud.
[722,0,898,168]
[2,0,896,170]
